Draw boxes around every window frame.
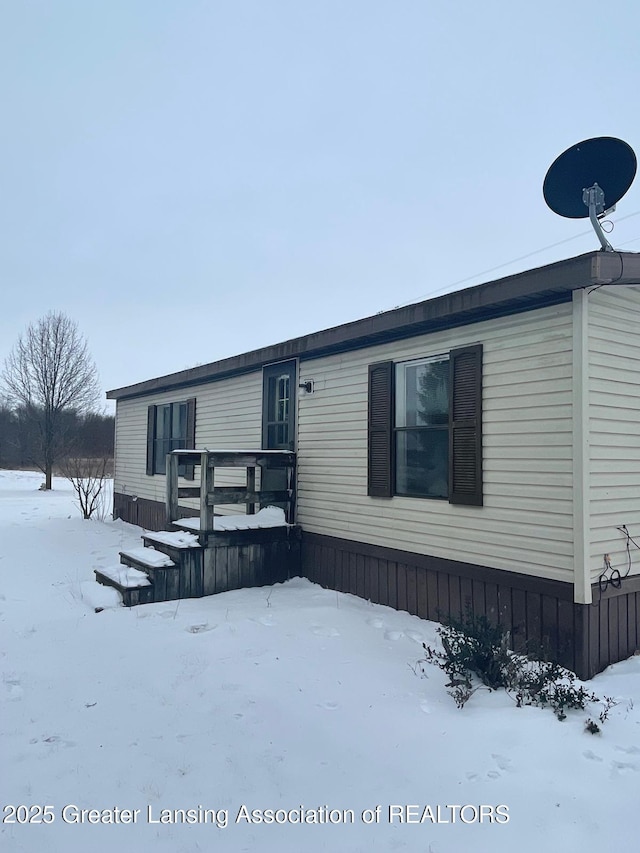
[153,401,188,475]
[367,344,483,506]
[262,361,296,451]
[146,397,196,479]
[393,354,450,500]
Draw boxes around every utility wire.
[390,209,640,311]
[617,233,640,248]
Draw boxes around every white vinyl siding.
[114,371,263,512]
[296,303,576,583]
[587,285,640,582]
[111,283,640,595]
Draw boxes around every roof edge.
[107,250,640,400]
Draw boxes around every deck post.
[246,466,256,515]
[200,451,215,540]
[166,452,180,525]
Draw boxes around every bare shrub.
[62,456,112,520]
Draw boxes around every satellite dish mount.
[543,137,637,253]
[582,182,614,251]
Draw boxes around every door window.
[263,362,295,450]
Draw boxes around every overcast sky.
[2,0,639,409]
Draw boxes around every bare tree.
[1,312,100,488]
[0,395,16,468]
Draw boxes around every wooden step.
[119,547,175,573]
[143,529,201,549]
[120,548,183,603]
[94,565,155,607]
[142,530,202,563]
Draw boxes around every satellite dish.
[543,136,637,251]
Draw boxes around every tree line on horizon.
[0,403,114,473]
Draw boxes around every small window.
[146,398,196,478]
[395,356,450,498]
[154,402,188,474]
[265,371,292,449]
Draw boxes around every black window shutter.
[146,405,157,476]
[449,344,483,506]
[368,361,394,497]
[185,397,197,480]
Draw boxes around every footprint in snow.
[187,623,216,634]
[405,630,424,643]
[4,679,23,700]
[478,754,511,780]
[583,750,603,762]
[419,701,432,715]
[258,615,276,627]
[384,629,404,641]
[30,735,76,748]
[319,701,339,711]
[615,745,640,755]
[367,617,384,628]
[491,754,512,772]
[611,760,640,773]
[311,626,340,638]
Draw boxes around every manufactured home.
[106,251,640,679]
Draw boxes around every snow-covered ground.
[1,469,639,853]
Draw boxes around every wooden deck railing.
[165,449,296,542]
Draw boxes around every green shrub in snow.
[421,609,615,728]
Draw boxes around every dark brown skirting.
[111,495,640,679]
[113,491,194,531]
[300,532,640,680]
[584,574,640,678]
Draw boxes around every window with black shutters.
[448,345,483,506]
[395,355,450,499]
[367,362,393,497]
[367,344,482,505]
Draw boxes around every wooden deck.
[96,449,299,606]
[166,449,296,546]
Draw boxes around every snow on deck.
[119,547,175,567]
[98,565,151,588]
[143,530,201,549]
[176,505,289,532]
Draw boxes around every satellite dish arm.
[583,183,614,251]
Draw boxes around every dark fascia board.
[107,251,640,400]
